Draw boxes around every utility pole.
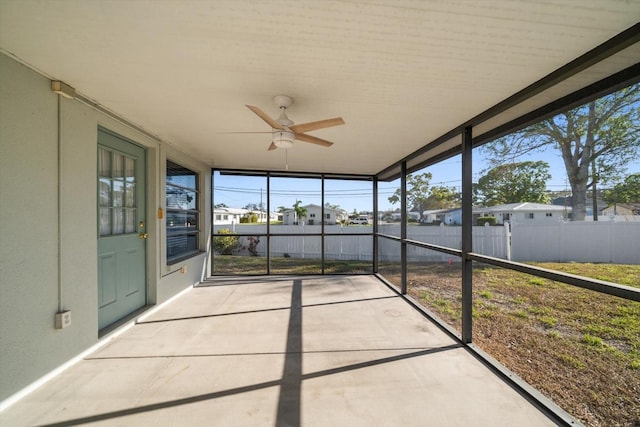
[591,160,598,221]
[260,188,264,212]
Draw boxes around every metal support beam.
[321,176,325,274]
[373,176,379,273]
[401,162,407,295]
[461,126,473,343]
[266,173,271,274]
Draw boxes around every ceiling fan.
[244,95,345,151]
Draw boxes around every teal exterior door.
[97,129,147,330]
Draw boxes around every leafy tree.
[603,173,640,208]
[388,173,459,222]
[482,84,640,220]
[388,173,430,222]
[325,202,348,223]
[214,203,228,208]
[213,229,242,255]
[240,211,258,223]
[277,206,287,213]
[243,203,259,211]
[426,186,460,209]
[292,200,307,225]
[473,161,551,206]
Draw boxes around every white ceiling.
[1,0,639,175]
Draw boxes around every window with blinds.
[166,160,200,263]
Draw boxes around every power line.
[214,180,461,195]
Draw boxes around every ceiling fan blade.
[268,142,277,151]
[294,132,334,147]
[216,131,273,134]
[245,105,284,130]
[289,117,345,133]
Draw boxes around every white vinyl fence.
[510,221,640,264]
[213,223,510,261]
[379,223,510,262]
[214,222,640,264]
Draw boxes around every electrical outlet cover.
[55,311,71,329]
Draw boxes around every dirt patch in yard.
[400,262,640,427]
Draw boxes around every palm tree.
[292,200,307,225]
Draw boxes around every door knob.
[139,233,148,239]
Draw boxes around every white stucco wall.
[0,53,211,402]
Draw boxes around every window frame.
[166,160,201,265]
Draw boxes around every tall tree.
[603,173,640,209]
[388,173,459,222]
[483,84,640,220]
[292,200,307,225]
[388,173,431,222]
[473,161,552,206]
[426,186,460,209]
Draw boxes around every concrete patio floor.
[1,275,559,426]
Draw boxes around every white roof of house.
[477,202,572,212]
[283,204,339,213]
[424,208,461,215]
[214,207,274,215]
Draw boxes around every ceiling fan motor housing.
[273,129,295,148]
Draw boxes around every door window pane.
[125,208,137,233]
[124,157,135,181]
[113,154,124,178]
[99,178,111,207]
[98,148,111,177]
[113,208,124,234]
[125,182,136,207]
[98,147,138,236]
[99,208,111,236]
[112,181,124,207]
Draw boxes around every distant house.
[282,204,340,225]
[422,208,462,225]
[552,196,606,217]
[390,211,421,222]
[213,207,277,225]
[601,203,640,217]
[474,202,572,225]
